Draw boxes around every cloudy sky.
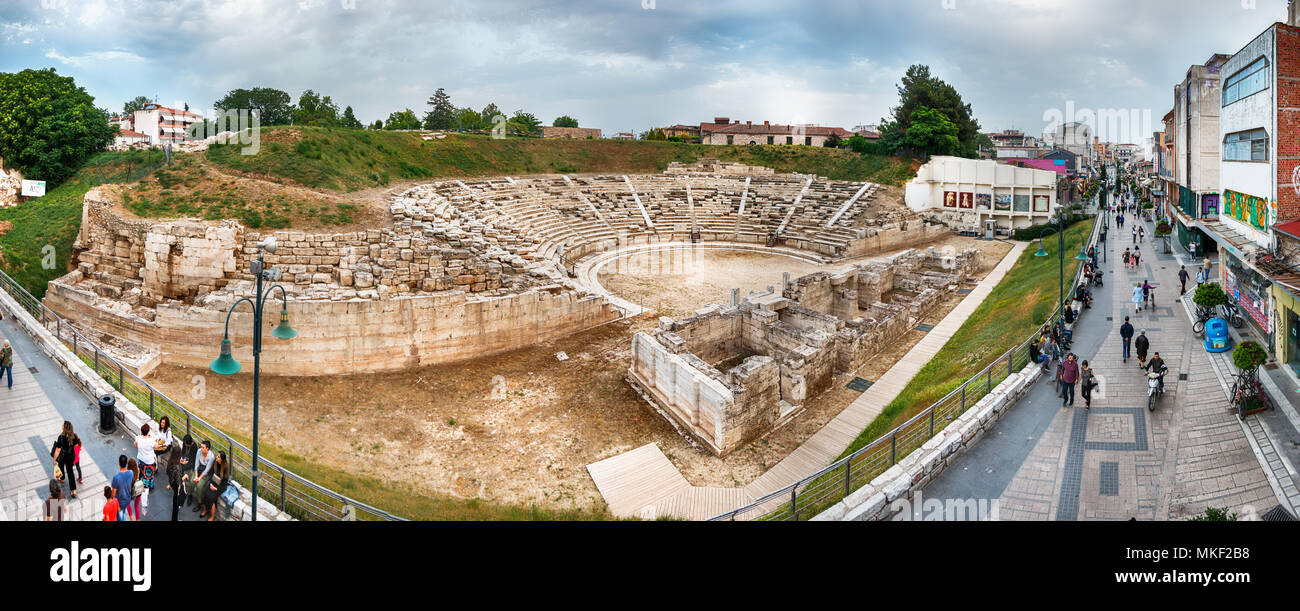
[0,0,1292,141]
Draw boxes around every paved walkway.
[0,306,193,521]
[923,210,1282,520]
[587,241,1027,519]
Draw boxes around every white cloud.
[44,48,145,67]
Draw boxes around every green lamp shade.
[1034,240,1048,257]
[1075,248,1091,261]
[272,309,297,340]
[210,338,241,375]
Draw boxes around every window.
[786,136,793,145]
[1223,57,1269,106]
[805,136,812,146]
[726,135,733,145]
[1223,128,1268,161]
[767,136,774,145]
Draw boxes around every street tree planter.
[1154,221,1172,254]
[1231,340,1270,420]
[1192,282,1229,336]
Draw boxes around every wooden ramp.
[587,444,755,520]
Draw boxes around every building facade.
[131,104,203,146]
[903,156,1059,232]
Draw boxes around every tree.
[214,87,294,125]
[823,133,841,148]
[1193,282,1228,311]
[553,115,579,128]
[371,119,383,130]
[480,102,502,126]
[293,89,340,126]
[122,95,152,116]
[453,107,482,131]
[507,110,541,136]
[0,68,117,186]
[383,109,421,130]
[423,88,455,130]
[880,64,982,158]
[340,106,363,129]
[901,106,960,158]
[639,128,667,141]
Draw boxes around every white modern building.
[132,103,204,146]
[904,156,1059,232]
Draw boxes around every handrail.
[708,213,1102,520]
[0,270,405,521]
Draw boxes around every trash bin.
[98,394,117,434]
[1204,317,1231,353]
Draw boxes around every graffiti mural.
[958,192,974,209]
[944,191,957,208]
[1223,189,1273,231]
[976,193,991,210]
[994,194,1011,211]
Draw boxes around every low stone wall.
[812,362,1040,521]
[844,220,949,259]
[45,276,616,376]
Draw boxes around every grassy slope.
[205,126,918,191]
[840,218,1097,457]
[0,149,165,299]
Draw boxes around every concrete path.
[922,211,1281,520]
[0,307,193,521]
[587,241,1027,519]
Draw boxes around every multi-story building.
[131,103,204,146]
[704,120,852,147]
[662,124,701,142]
[1167,54,1229,252]
[1194,8,1300,366]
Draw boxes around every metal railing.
[709,216,1102,521]
[0,270,405,522]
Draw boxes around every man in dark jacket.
[1080,360,1097,409]
[1178,265,1190,295]
[1120,317,1134,362]
[1144,351,1167,392]
[1059,354,1080,407]
[1134,331,1150,368]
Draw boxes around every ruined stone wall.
[844,219,949,259]
[45,276,615,375]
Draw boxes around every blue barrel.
[1205,317,1231,353]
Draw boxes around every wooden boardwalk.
[588,242,1028,520]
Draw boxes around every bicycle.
[1229,371,1269,421]
[1192,305,1214,336]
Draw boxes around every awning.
[1275,220,1300,241]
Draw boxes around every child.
[72,433,83,484]
[102,486,119,522]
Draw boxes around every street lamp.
[209,236,295,521]
[1034,213,1090,320]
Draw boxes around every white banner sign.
[21,180,45,197]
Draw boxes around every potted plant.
[1231,340,1270,418]
[1154,220,1172,253]
[1192,282,1228,333]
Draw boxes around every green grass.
[205,126,917,192]
[841,217,1097,457]
[0,149,165,299]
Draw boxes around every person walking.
[1132,225,1139,244]
[1143,280,1156,309]
[1120,316,1135,362]
[1135,330,1150,369]
[1133,246,1141,268]
[50,421,78,498]
[45,479,68,521]
[110,455,133,521]
[101,486,119,522]
[1080,360,1097,409]
[133,423,157,515]
[1059,354,1080,408]
[1139,224,1145,241]
[1179,265,1190,295]
[0,339,13,389]
[1118,214,1124,230]
[1132,283,1144,313]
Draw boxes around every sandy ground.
[143,233,1014,514]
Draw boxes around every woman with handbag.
[50,421,78,498]
[45,479,67,521]
[125,458,143,520]
[200,451,230,521]
[154,417,175,482]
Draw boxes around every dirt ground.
[143,233,1013,514]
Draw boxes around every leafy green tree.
[902,106,960,158]
[122,95,152,116]
[423,88,456,130]
[371,119,383,130]
[553,115,579,128]
[639,128,667,141]
[1193,282,1228,310]
[214,87,294,125]
[0,68,117,186]
[480,102,502,125]
[880,64,981,158]
[507,110,541,135]
[293,90,340,126]
[453,107,482,131]
[340,106,363,129]
[384,109,421,130]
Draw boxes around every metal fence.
[709,216,1102,521]
[0,270,405,522]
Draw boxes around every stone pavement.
[0,308,194,522]
[922,210,1280,520]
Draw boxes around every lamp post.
[209,236,296,521]
[1035,213,1091,320]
